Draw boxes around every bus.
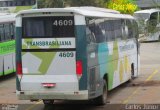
[16,7,140,105]
[134,9,160,41]
[0,13,16,77]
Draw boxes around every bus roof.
[0,13,11,15]
[0,13,16,23]
[134,9,160,14]
[17,7,134,19]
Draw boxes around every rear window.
[23,16,75,38]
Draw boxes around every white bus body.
[16,7,139,105]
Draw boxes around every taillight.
[17,62,22,75]
[76,60,83,78]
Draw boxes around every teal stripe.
[16,27,22,91]
[75,25,88,90]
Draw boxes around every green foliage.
[66,0,105,7]
[14,6,32,12]
[38,0,106,8]
[106,0,138,14]
[37,0,138,15]
[38,0,64,8]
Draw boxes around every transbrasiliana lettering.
[26,41,72,46]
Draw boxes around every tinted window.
[86,18,125,42]
[104,20,115,41]
[23,16,75,38]
[132,20,139,38]
[0,23,15,42]
[86,26,96,44]
[149,12,158,32]
[86,18,106,43]
[4,24,11,40]
[10,23,15,39]
[126,20,133,39]
[121,20,128,40]
[0,24,4,41]
[114,20,122,40]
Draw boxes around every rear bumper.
[16,90,88,100]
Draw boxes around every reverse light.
[76,60,83,78]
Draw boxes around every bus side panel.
[0,40,15,75]
[104,41,119,90]
[87,43,103,99]
[0,56,3,76]
[75,25,88,91]
[4,54,14,75]
[106,40,138,90]
[12,53,16,72]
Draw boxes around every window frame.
[22,16,75,38]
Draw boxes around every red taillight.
[17,62,22,75]
[76,60,83,78]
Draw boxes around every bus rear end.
[16,10,88,102]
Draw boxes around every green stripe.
[0,69,15,76]
[4,69,14,75]
[0,40,15,55]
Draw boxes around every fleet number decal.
[53,20,73,26]
[59,52,74,57]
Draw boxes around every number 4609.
[59,52,74,57]
[53,20,73,26]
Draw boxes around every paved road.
[0,42,160,110]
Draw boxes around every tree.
[38,0,64,8]
[37,0,138,15]
[66,0,105,7]
[37,0,106,8]
[106,0,138,15]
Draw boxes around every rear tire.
[43,100,54,105]
[94,80,107,105]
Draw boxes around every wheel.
[43,100,54,105]
[94,80,107,105]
